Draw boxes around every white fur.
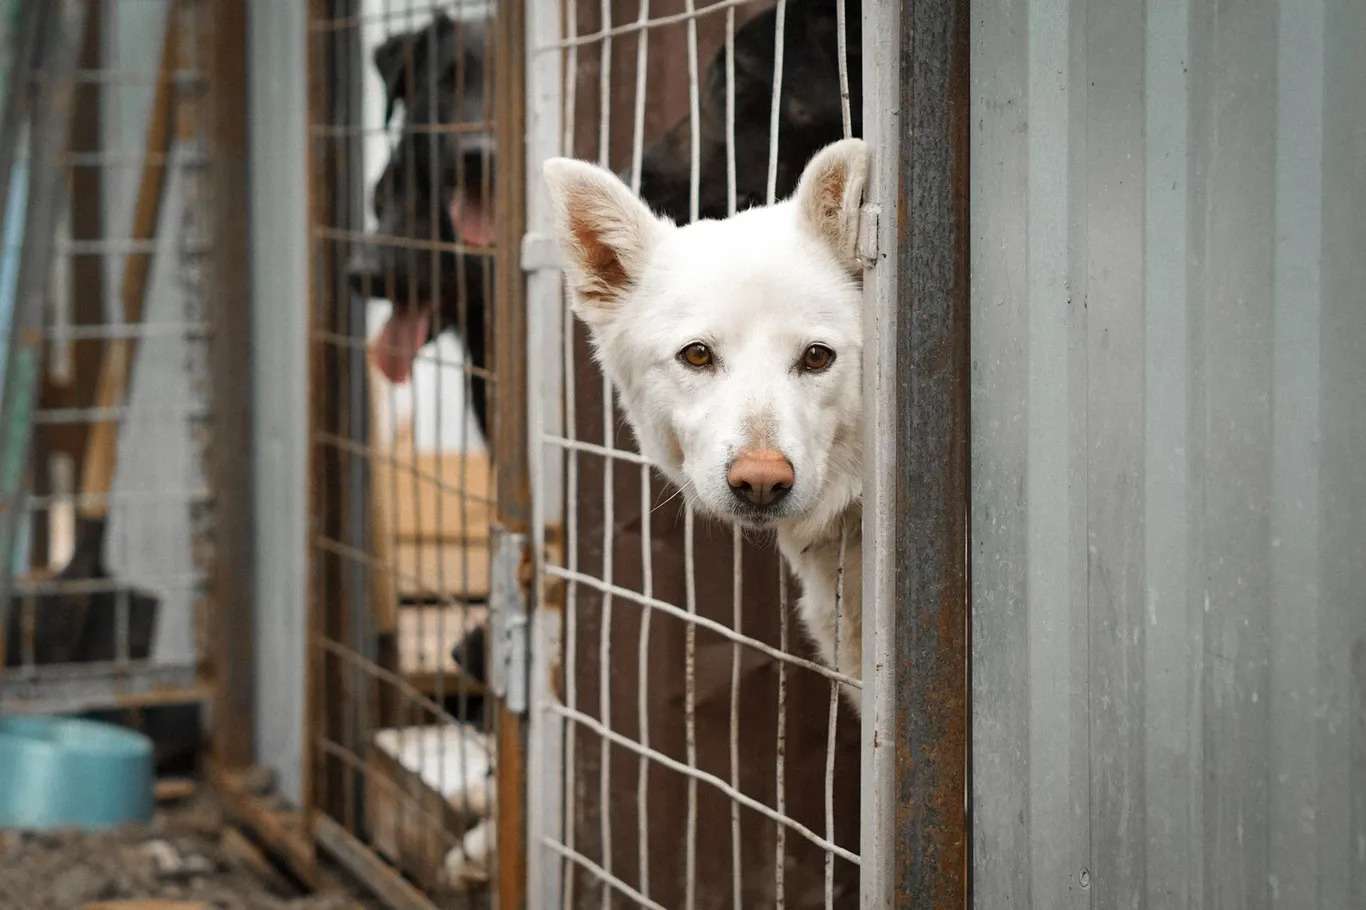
[544,139,868,710]
[443,817,492,890]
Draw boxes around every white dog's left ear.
[542,158,669,327]
[793,138,868,273]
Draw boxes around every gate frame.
[515,0,973,904]
[519,3,565,909]
[491,1,532,907]
[858,0,971,906]
[301,1,533,906]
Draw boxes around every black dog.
[350,3,862,446]
[349,5,864,682]
[349,14,495,435]
[639,1,863,222]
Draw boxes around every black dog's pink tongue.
[451,192,494,247]
[371,308,430,384]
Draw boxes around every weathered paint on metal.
[858,0,903,905]
[893,0,973,906]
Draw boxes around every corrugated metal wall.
[970,0,1365,906]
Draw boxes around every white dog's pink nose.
[726,449,795,507]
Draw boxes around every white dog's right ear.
[793,138,868,273]
[543,158,668,325]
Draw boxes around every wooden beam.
[492,2,530,908]
[205,0,256,770]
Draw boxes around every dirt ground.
[0,791,381,910]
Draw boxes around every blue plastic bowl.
[0,715,154,829]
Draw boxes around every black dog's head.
[638,2,863,223]
[350,14,494,389]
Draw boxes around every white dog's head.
[544,139,867,536]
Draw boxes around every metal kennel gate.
[304,0,968,906]
[305,1,530,907]
[520,1,969,907]
[0,0,252,740]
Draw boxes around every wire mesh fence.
[526,2,865,906]
[0,0,218,714]
[306,0,505,904]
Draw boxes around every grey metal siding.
[970,0,1366,907]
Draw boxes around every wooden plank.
[304,0,345,829]
[78,6,186,515]
[365,723,492,891]
[82,896,208,901]
[154,777,196,802]
[33,0,104,566]
[393,540,490,601]
[315,812,439,910]
[388,452,494,543]
[368,368,495,632]
[209,762,322,889]
[220,827,297,896]
[491,1,528,904]
[205,0,256,771]
[367,367,399,633]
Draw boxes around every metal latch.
[856,203,881,268]
[520,231,563,272]
[488,527,530,713]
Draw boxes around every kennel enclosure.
[4,1,1362,907]
[83,0,1355,907]
[0,0,253,761]
[520,0,968,907]
[299,1,966,906]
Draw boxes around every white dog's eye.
[678,342,714,369]
[799,343,836,373]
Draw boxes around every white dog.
[544,138,868,707]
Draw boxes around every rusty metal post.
[897,0,971,902]
[861,0,971,906]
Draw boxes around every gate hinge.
[856,203,881,268]
[488,527,530,713]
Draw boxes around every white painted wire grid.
[628,8,653,902]
[528,2,863,906]
[558,1,581,904]
[596,4,617,903]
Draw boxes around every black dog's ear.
[373,31,415,125]
[373,14,457,126]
